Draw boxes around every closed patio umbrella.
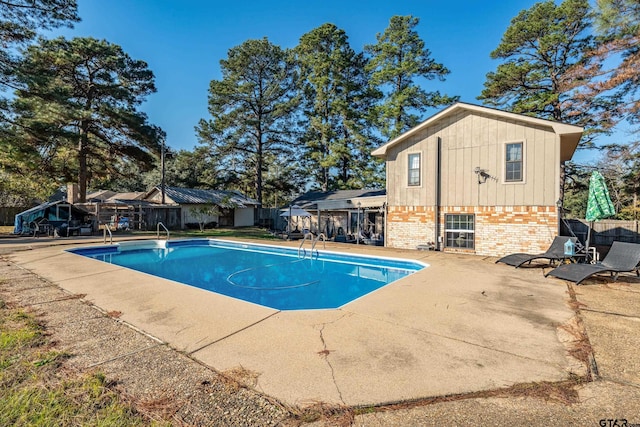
[585,170,615,259]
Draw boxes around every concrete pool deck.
[1,235,586,409]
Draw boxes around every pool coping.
[5,236,584,407]
[66,238,428,311]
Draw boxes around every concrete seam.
[566,283,600,381]
[188,311,281,355]
[580,307,640,320]
[84,343,164,369]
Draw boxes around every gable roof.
[86,190,117,202]
[371,102,584,162]
[148,186,259,208]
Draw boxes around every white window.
[408,153,421,186]
[445,214,475,249]
[505,142,523,182]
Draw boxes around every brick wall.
[387,206,436,249]
[387,205,559,257]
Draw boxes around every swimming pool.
[68,239,426,310]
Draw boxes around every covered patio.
[289,189,386,245]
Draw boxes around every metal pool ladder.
[298,233,326,259]
[156,222,170,240]
[103,226,113,244]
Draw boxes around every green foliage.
[170,226,280,240]
[0,0,79,44]
[595,0,640,36]
[563,163,590,218]
[261,153,307,208]
[589,0,640,131]
[7,36,163,202]
[296,23,383,192]
[197,37,299,205]
[365,15,458,139]
[189,202,221,232]
[478,0,605,147]
[563,143,640,219]
[0,0,79,93]
[0,297,162,426]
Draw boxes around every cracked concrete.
[317,319,346,405]
[1,237,584,408]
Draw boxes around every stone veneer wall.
[387,205,559,257]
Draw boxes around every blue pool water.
[68,239,426,310]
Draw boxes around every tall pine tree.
[478,0,605,146]
[11,37,162,202]
[296,23,382,192]
[365,15,457,139]
[197,37,299,206]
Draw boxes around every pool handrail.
[312,233,326,252]
[103,225,113,245]
[156,222,170,240]
[298,232,325,259]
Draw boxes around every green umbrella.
[585,171,615,222]
[585,171,615,258]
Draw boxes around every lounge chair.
[545,241,640,285]
[495,236,579,268]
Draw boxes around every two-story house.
[371,102,583,257]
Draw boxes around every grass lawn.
[0,298,167,426]
[166,226,281,240]
[0,225,282,241]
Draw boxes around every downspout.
[557,136,564,237]
[435,136,442,250]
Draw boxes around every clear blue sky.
[49,0,598,163]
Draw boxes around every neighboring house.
[81,189,169,231]
[371,102,583,257]
[144,186,259,228]
[290,189,386,241]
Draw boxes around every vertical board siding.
[386,111,559,208]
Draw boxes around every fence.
[0,207,28,227]
[564,219,640,245]
[256,208,287,231]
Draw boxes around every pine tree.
[10,37,162,202]
[365,15,457,139]
[197,38,299,205]
[585,0,640,131]
[296,23,383,192]
[478,0,604,147]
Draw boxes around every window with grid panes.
[408,153,420,186]
[505,142,523,182]
[445,214,475,249]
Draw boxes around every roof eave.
[370,102,584,158]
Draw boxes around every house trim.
[372,102,583,162]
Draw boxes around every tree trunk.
[256,137,263,206]
[77,120,89,203]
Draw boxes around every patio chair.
[495,236,579,268]
[545,241,640,285]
